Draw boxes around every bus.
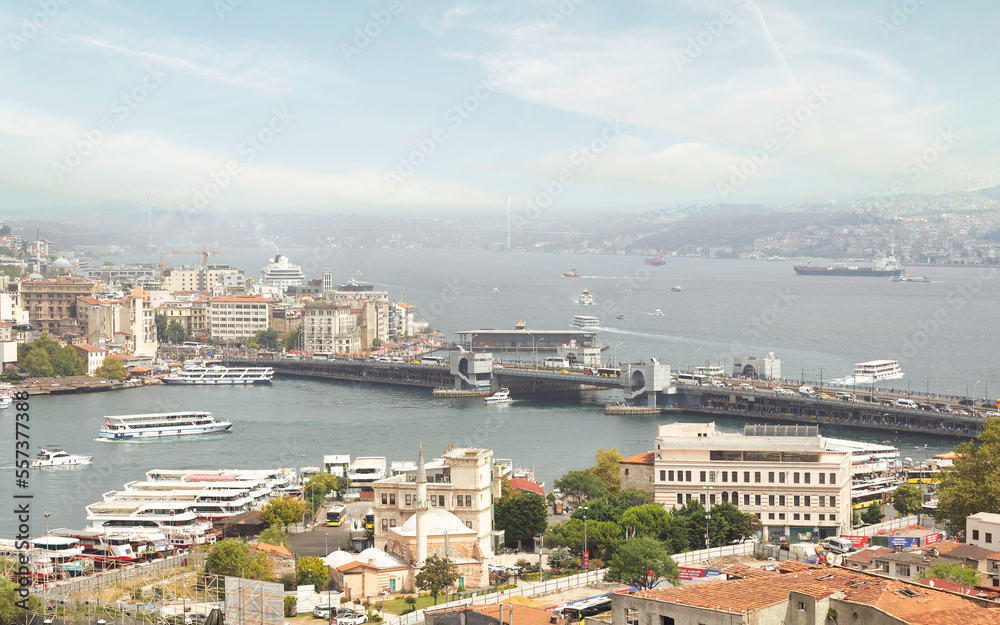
[595,367,620,378]
[364,508,375,532]
[560,596,612,621]
[851,487,894,509]
[325,504,347,527]
[420,356,445,365]
[676,372,708,385]
[907,468,942,484]
[542,357,570,368]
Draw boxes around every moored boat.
[163,361,273,385]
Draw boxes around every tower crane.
[164,244,218,266]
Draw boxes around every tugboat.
[645,256,666,266]
[562,269,582,278]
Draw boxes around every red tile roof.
[428,602,558,625]
[249,542,292,558]
[73,344,104,352]
[845,547,894,564]
[620,451,655,465]
[509,477,544,496]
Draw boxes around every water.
[4,251,997,537]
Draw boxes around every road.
[288,500,374,557]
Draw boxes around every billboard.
[889,536,920,548]
[841,535,870,548]
[678,567,705,580]
[925,532,940,545]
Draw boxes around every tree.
[571,488,653,523]
[861,503,884,525]
[281,327,302,351]
[936,419,1000,535]
[591,447,623,494]
[261,496,310,530]
[371,338,383,349]
[606,537,679,589]
[918,561,980,586]
[206,539,272,580]
[619,504,671,540]
[555,470,609,507]
[495,492,548,544]
[707,502,757,544]
[257,527,288,548]
[51,346,85,376]
[254,327,280,350]
[155,313,168,342]
[165,320,188,344]
[546,547,573,569]
[20,349,53,377]
[892,484,924,518]
[296,556,330,589]
[94,358,127,381]
[0,576,18,625]
[415,555,457,605]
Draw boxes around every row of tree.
[17,334,86,377]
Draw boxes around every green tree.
[206,539,272,580]
[619,504,672,540]
[917,561,980,586]
[371,338,383,349]
[571,487,653,523]
[155,313,168,342]
[892,484,924,518]
[861,503,885,525]
[0,576,19,625]
[281,327,303,351]
[590,447,623,494]
[606,537,679,589]
[166,320,188,344]
[283,595,297,617]
[261,496,310,531]
[546,547,573,569]
[415,555,457,605]
[936,419,1000,535]
[555,470,609,507]
[0,265,20,280]
[494,492,548,543]
[708,502,757,544]
[296,556,330,589]
[20,349,53,377]
[94,358,127,381]
[257,527,289,548]
[254,327,279,350]
[51,346,85,376]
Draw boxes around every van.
[711,380,727,389]
[836,391,855,401]
[740,383,755,391]
[798,386,816,397]
[895,398,918,409]
[821,537,855,554]
[391,356,405,363]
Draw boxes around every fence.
[754,516,922,563]
[669,541,759,567]
[388,569,608,625]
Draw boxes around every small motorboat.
[31,445,93,468]
[491,287,501,294]
[653,309,664,316]
[485,388,512,404]
[616,314,625,320]
[672,285,682,292]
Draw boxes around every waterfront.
[3,250,998,538]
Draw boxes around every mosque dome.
[53,258,72,268]
[395,508,476,537]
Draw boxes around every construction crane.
[158,256,170,279]
[165,245,218,266]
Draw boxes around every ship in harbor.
[645,256,666,266]
[793,255,903,277]
[163,360,273,385]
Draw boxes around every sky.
[0,0,996,217]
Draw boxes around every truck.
[788,542,827,564]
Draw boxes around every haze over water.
[3,250,996,537]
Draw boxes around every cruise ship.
[162,360,273,385]
[99,411,234,440]
[259,254,305,292]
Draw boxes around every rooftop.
[620,451,655,465]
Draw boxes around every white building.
[323,455,351,478]
[73,344,106,374]
[208,295,273,341]
[302,302,362,353]
[390,302,415,338]
[733,352,781,379]
[652,422,852,543]
[967,512,1000,551]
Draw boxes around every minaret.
[415,442,429,568]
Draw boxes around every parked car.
[313,606,346,619]
[332,612,368,625]
[959,398,975,406]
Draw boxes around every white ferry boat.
[163,361,273,385]
[485,388,512,404]
[0,384,12,409]
[570,315,601,329]
[50,528,137,564]
[578,288,594,305]
[31,445,93,467]
[84,501,216,547]
[99,411,233,440]
[830,360,904,386]
[29,536,93,577]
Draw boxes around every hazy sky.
[0,0,995,216]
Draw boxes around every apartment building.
[390,302,416,338]
[302,301,361,353]
[373,447,498,559]
[75,286,158,356]
[208,295,273,341]
[19,277,98,331]
[651,423,852,541]
[157,298,210,338]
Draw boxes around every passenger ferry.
[29,536,93,577]
[163,360,273,385]
[50,528,137,565]
[84,501,216,547]
[99,411,233,440]
[30,445,93,467]
[578,288,594,305]
[570,315,601,329]
[830,360,904,386]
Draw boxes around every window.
[389,519,396,527]
[804,473,811,484]
[686,493,692,503]
[732,491,737,504]
[744,471,751,483]
[769,495,775,506]
[431,497,437,507]
[659,616,675,625]
[466,495,472,507]
[779,513,785,520]
[830,514,836,521]
[466,521,472,528]
[686,470,692,481]
[381,493,387,505]
[779,472,786,484]
[700,471,707,482]
[974,529,981,541]
[819,472,826,484]
[700,494,706,504]
[779,495,786,506]
[797,601,805,612]
[792,513,800,520]
[768,471,775,483]
[804,496,811,507]
[722,492,729,502]
[625,609,639,625]
[381,519,388,531]
[677,494,683,504]
[731,471,737,482]
[709,471,716,482]
[794,472,800,484]
[456,496,463,507]
[895,563,911,577]
[755,472,761,483]
[389,493,396,505]
[819,496,825,507]
[819,514,825,521]
[804,514,810,521]
[722,472,728,483]
[668,470,674,481]
[660,470,667,481]
[405,494,412,506]
[794,495,800,507]
[988,533,994,544]
[769,513,775,519]
[829,472,836,485]
[710,494,716,505]
[830,496,836,507]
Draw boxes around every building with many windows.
[19,277,98,331]
[302,301,362,353]
[650,423,852,541]
[208,295,273,341]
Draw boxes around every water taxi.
[671,285,682,292]
[31,445,93,467]
[652,308,664,316]
[99,411,233,440]
[485,388,512,404]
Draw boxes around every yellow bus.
[906,469,942,484]
[364,507,375,531]
[325,504,347,527]
[851,488,893,509]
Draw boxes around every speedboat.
[616,314,625,320]
[671,285,682,292]
[562,269,582,278]
[491,287,501,294]
[31,445,93,468]
[485,388,512,404]
[653,309,664,316]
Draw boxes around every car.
[332,613,368,625]
[958,398,975,406]
[505,565,524,575]
[312,606,340,619]
[488,563,507,574]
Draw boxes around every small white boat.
[671,285,682,292]
[0,384,13,409]
[485,388,512,404]
[491,287,501,294]
[31,445,93,467]
[653,309,664,316]
[616,314,625,320]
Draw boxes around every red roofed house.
[208,295,273,341]
[509,477,544,496]
[618,451,655,493]
[72,344,106,374]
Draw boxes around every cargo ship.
[793,256,903,277]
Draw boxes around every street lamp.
[973,380,983,403]
[44,511,50,537]
[580,506,589,570]
[692,348,701,374]
[705,511,711,550]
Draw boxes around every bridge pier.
[449,350,494,391]
[622,359,673,407]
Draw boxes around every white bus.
[420,356,445,365]
[676,372,708,385]
[542,357,570,368]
